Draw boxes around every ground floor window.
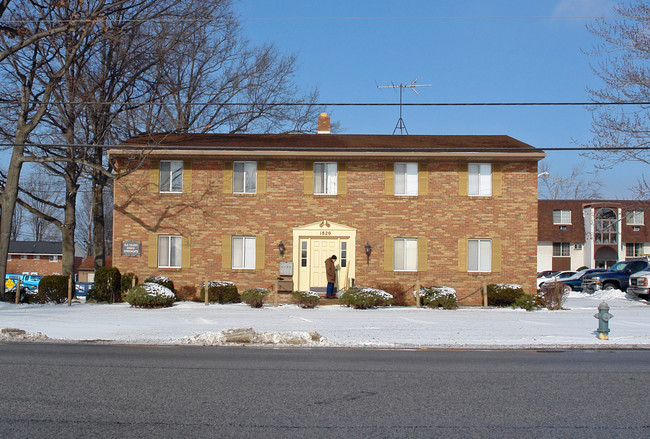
[626,242,643,258]
[158,235,182,268]
[394,238,417,271]
[232,236,256,269]
[468,239,491,272]
[553,242,570,257]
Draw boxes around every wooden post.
[14,279,20,304]
[68,276,73,306]
[204,277,209,306]
[482,280,488,308]
[132,276,136,288]
[274,280,279,307]
[415,280,421,308]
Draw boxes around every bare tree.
[538,161,604,200]
[9,203,22,240]
[22,172,61,241]
[584,1,650,196]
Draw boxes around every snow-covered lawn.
[1,289,648,348]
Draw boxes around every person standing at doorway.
[325,255,337,298]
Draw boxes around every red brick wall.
[7,255,63,276]
[113,158,539,305]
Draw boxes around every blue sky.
[235,0,643,199]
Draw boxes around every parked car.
[537,270,557,278]
[539,268,606,293]
[536,270,576,288]
[5,273,42,291]
[581,258,650,293]
[626,271,650,299]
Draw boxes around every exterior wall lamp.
[365,242,372,264]
[278,241,286,256]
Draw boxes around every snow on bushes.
[417,286,458,309]
[144,276,174,292]
[124,282,176,308]
[241,288,269,308]
[339,286,393,309]
[200,280,240,304]
[291,291,320,308]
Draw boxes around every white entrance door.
[310,239,339,290]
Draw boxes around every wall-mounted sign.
[280,262,293,276]
[121,241,141,257]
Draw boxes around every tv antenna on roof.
[377,78,431,135]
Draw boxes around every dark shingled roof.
[9,241,63,255]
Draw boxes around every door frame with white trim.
[293,220,357,292]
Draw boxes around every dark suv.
[581,259,650,293]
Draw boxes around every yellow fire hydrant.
[594,301,613,340]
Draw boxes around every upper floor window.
[21,255,28,260]
[394,163,418,196]
[626,210,644,226]
[49,255,59,262]
[468,163,492,196]
[595,208,617,244]
[553,242,570,257]
[233,161,257,194]
[313,162,337,195]
[159,160,183,193]
[394,238,417,271]
[468,239,491,272]
[158,235,182,268]
[232,236,256,269]
[553,209,572,225]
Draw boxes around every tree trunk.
[92,168,106,270]
[61,165,79,278]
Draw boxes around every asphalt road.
[0,344,648,438]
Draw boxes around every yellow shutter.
[182,160,192,193]
[181,236,191,268]
[221,236,231,269]
[383,237,394,271]
[492,163,502,197]
[491,238,502,273]
[338,162,347,195]
[257,161,267,194]
[418,163,428,196]
[148,234,158,268]
[304,162,313,194]
[458,238,468,272]
[384,163,394,195]
[417,237,427,272]
[458,163,468,196]
[223,162,233,194]
[255,235,265,270]
[149,160,159,193]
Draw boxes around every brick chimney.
[317,112,330,134]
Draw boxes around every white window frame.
[626,242,643,258]
[394,238,418,272]
[394,162,418,196]
[553,209,572,225]
[232,236,256,270]
[49,255,59,262]
[233,161,257,194]
[468,239,492,272]
[159,160,183,193]
[468,163,492,196]
[34,255,40,260]
[313,162,337,195]
[626,210,644,226]
[553,242,570,257]
[158,235,182,268]
[21,255,28,260]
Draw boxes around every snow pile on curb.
[1,327,49,342]
[181,327,328,346]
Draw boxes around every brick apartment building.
[7,241,63,275]
[538,199,650,271]
[110,115,545,304]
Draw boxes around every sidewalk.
[1,290,649,349]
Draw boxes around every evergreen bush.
[241,288,268,308]
[94,267,122,303]
[199,281,240,303]
[339,286,393,309]
[123,283,176,308]
[417,286,458,309]
[291,291,320,309]
[144,276,174,292]
[121,273,138,292]
[487,284,526,307]
[37,275,69,304]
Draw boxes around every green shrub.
[123,283,176,308]
[37,275,70,304]
[199,281,240,303]
[417,286,458,310]
[241,288,269,308]
[121,273,138,292]
[513,293,543,311]
[94,266,122,303]
[339,286,393,309]
[487,284,526,307]
[144,276,174,292]
[291,291,320,309]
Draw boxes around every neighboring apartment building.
[7,241,63,275]
[538,199,650,271]
[110,115,545,304]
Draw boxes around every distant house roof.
[109,133,546,161]
[78,256,112,271]
[8,241,62,255]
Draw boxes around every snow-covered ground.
[1,289,649,349]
